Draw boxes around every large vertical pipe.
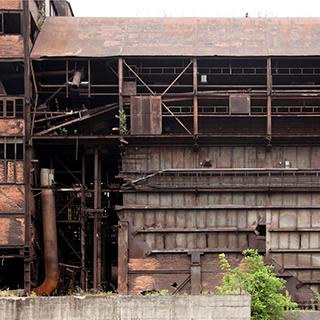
[34,169,59,295]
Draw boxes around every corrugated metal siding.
[31,17,320,59]
[120,145,320,294]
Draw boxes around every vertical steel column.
[23,0,32,293]
[118,58,123,112]
[117,220,128,294]
[193,58,198,136]
[80,153,86,290]
[190,251,202,294]
[93,149,102,289]
[267,58,272,138]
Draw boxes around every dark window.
[0,144,4,159]
[3,13,21,35]
[15,99,23,118]
[0,13,3,34]
[6,100,14,117]
[0,100,3,117]
[6,143,14,159]
[16,144,23,160]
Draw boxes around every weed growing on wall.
[216,249,297,320]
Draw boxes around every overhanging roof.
[31,17,320,59]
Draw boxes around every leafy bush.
[216,249,297,320]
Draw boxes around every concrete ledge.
[0,295,251,320]
[286,311,320,320]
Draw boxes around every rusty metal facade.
[3,1,320,304]
[32,17,320,59]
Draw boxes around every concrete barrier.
[286,311,320,320]
[0,295,251,320]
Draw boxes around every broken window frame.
[0,97,24,118]
[0,11,22,35]
[0,137,24,161]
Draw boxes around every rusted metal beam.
[117,220,128,294]
[123,60,155,95]
[135,227,254,233]
[93,149,102,289]
[23,0,31,294]
[160,60,192,96]
[116,205,320,210]
[35,103,118,136]
[193,58,198,136]
[118,58,123,111]
[161,102,192,135]
[267,58,272,138]
[80,153,86,290]
[189,252,202,295]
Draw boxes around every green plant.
[0,288,18,297]
[115,109,128,135]
[216,249,297,320]
[37,0,46,29]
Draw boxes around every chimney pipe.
[34,169,59,295]
[71,70,82,89]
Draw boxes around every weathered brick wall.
[0,295,251,320]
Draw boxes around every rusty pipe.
[34,189,59,295]
[71,70,82,89]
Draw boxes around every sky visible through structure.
[70,0,320,17]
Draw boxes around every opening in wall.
[0,12,21,35]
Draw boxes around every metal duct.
[34,169,59,295]
[71,70,82,89]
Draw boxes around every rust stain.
[0,216,24,245]
[0,119,24,136]
[0,0,21,10]
[0,185,24,212]
[32,17,320,59]
[0,35,24,59]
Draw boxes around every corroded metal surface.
[0,35,24,59]
[0,119,24,136]
[32,17,320,58]
[0,216,24,246]
[0,185,24,213]
[0,0,21,10]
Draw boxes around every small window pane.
[6,100,14,117]
[3,13,21,35]
[6,144,14,160]
[0,100,3,117]
[0,144,4,159]
[0,14,3,34]
[16,144,23,160]
[15,99,23,118]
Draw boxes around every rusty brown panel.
[123,81,137,96]
[129,273,190,295]
[130,96,161,135]
[0,0,21,10]
[0,35,24,59]
[0,185,24,212]
[16,160,23,183]
[0,216,24,246]
[229,94,250,114]
[32,17,320,59]
[29,0,39,23]
[6,160,15,183]
[129,255,190,271]
[0,119,24,136]
[0,161,5,182]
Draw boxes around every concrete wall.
[0,295,251,320]
[286,311,320,320]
